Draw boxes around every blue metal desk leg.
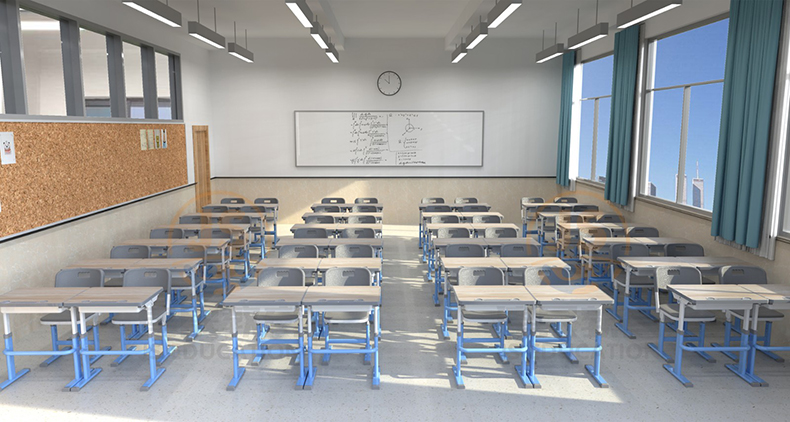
[663,306,693,387]
[227,309,245,391]
[585,310,609,388]
[0,314,31,390]
[372,309,380,389]
[73,312,102,390]
[141,307,166,391]
[451,310,465,389]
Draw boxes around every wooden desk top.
[223,286,308,307]
[521,203,574,210]
[160,223,250,232]
[0,287,88,307]
[619,256,750,271]
[130,258,202,271]
[741,284,790,304]
[471,223,520,230]
[419,203,490,210]
[290,223,383,232]
[669,285,768,305]
[526,285,613,305]
[65,287,163,307]
[499,257,569,269]
[119,238,230,248]
[68,259,142,269]
[302,286,381,306]
[204,203,278,210]
[538,211,602,219]
[483,238,540,246]
[275,238,334,247]
[312,203,384,209]
[425,223,474,231]
[453,286,535,306]
[318,258,382,271]
[302,212,383,218]
[330,238,383,246]
[582,237,687,246]
[556,222,623,230]
[459,212,504,218]
[440,257,507,269]
[255,258,323,270]
[186,212,269,219]
[433,238,488,247]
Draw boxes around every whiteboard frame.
[294,110,485,167]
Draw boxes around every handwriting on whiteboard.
[348,112,427,165]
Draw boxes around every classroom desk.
[418,204,492,248]
[318,258,383,285]
[665,285,767,387]
[118,238,230,258]
[162,223,251,279]
[182,213,270,252]
[470,223,520,237]
[740,284,790,386]
[422,211,504,223]
[203,203,279,213]
[418,203,491,211]
[255,258,323,273]
[301,212,384,223]
[66,287,166,391]
[289,223,383,237]
[0,288,87,391]
[274,238,386,259]
[520,203,574,236]
[303,286,382,389]
[311,203,385,212]
[536,211,604,244]
[579,237,689,285]
[422,223,475,263]
[451,285,535,389]
[554,222,626,258]
[202,203,280,243]
[224,286,309,390]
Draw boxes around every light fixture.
[568,2,609,50]
[285,0,314,28]
[536,24,565,64]
[325,42,339,63]
[617,0,682,29]
[188,1,225,49]
[487,0,522,29]
[310,22,329,49]
[451,41,467,64]
[228,22,254,63]
[123,0,182,27]
[466,20,488,50]
[20,21,60,31]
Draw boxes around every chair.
[431,215,460,224]
[254,198,278,205]
[443,244,486,288]
[203,205,229,213]
[438,227,470,238]
[305,215,336,224]
[609,244,654,338]
[341,228,376,239]
[150,228,184,239]
[713,266,784,363]
[314,205,341,213]
[521,197,544,204]
[111,268,175,370]
[199,228,235,298]
[597,214,624,223]
[254,198,279,245]
[348,215,376,224]
[461,205,489,212]
[221,198,245,204]
[107,245,151,288]
[665,243,705,257]
[626,226,660,237]
[279,244,319,258]
[321,197,345,204]
[168,245,209,337]
[335,244,375,258]
[455,267,509,363]
[553,197,578,204]
[294,228,330,239]
[501,244,540,285]
[421,197,444,204]
[524,266,578,362]
[455,197,478,204]
[521,198,546,236]
[318,268,375,364]
[240,205,267,213]
[572,205,599,212]
[647,267,716,365]
[220,215,252,225]
[352,205,378,213]
[484,227,518,238]
[578,228,613,284]
[557,215,583,223]
[425,205,452,213]
[355,197,378,204]
[180,215,210,224]
[472,215,502,224]
[39,269,106,367]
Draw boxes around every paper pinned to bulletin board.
[147,129,155,149]
[140,129,148,151]
[1,132,16,165]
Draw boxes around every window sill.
[575,178,605,190]
[776,235,790,245]
[0,114,183,124]
[635,194,713,221]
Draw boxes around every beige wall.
[211,177,557,226]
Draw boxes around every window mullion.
[591,98,599,180]
[676,85,692,204]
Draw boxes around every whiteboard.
[295,111,484,166]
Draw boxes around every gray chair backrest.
[522,197,545,204]
[150,228,184,239]
[168,245,207,259]
[254,198,278,204]
[665,243,704,257]
[348,215,376,224]
[220,215,252,225]
[610,243,651,261]
[596,214,622,223]
[627,226,660,237]
[472,215,502,224]
[461,205,489,212]
[341,228,376,239]
[355,197,378,204]
[455,197,478,204]
[557,215,583,223]
[279,244,319,258]
[523,266,572,285]
[579,227,611,238]
[421,197,444,204]
[257,268,306,287]
[458,267,505,286]
[655,266,702,290]
[122,268,171,291]
[322,197,345,204]
[221,197,245,204]
[572,204,599,212]
[537,205,562,213]
[431,215,460,224]
[500,244,540,257]
[180,215,210,224]
[438,227,471,238]
[294,228,329,239]
[445,244,486,258]
[240,205,267,213]
[202,205,229,213]
[111,245,150,259]
[425,205,452,212]
[314,205,341,213]
[352,205,377,213]
[719,266,768,285]
[55,268,104,288]
[199,228,232,239]
[554,197,578,204]
[305,215,336,224]
[324,267,373,286]
[335,244,375,258]
[484,227,518,238]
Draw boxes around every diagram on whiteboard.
[295,111,484,167]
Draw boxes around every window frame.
[576,53,614,185]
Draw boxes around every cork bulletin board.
[0,121,188,239]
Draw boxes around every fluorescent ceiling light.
[285,0,314,28]
[568,22,609,49]
[229,42,254,63]
[20,21,60,31]
[451,43,467,63]
[617,0,682,29]
[535,43,565,64]
[188,21,226,49]
[123,0,182,27]
[311,25,329,49]
[466,22,488,50]
[488,0,522,29]
[325,43,339,63]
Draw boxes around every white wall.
[207,37,562,177]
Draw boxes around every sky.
[579,18,729,211]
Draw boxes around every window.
[20,9,66,116]
[642,18,729,211]
[155,52,172,119]
[578,55,614,183]
[123,42,145,119]
[81,28,111,117]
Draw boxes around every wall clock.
[377,71,402,96]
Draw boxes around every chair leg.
[648,318,674,362]
[758,322,785,362]
[691,322,716,362]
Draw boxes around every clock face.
[377,71,402,96]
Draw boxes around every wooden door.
[192,125,211,211]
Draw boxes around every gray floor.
[1,225,790,421]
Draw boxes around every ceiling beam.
[315,0,345,51]
[445,0,488,51]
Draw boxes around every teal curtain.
[556,51,576,186]
[604,26,640,206]
[711,0,784,248]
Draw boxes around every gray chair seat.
[253,312,300,322]
[40,312,96,324]
[532,309,577,322]
[110,307,168,324]
[659,304,716,322]
[730,308,784,321]
[171,276,194,288]
[324,311,370,323]
[614,273,654,287]
[463,311,507,323]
